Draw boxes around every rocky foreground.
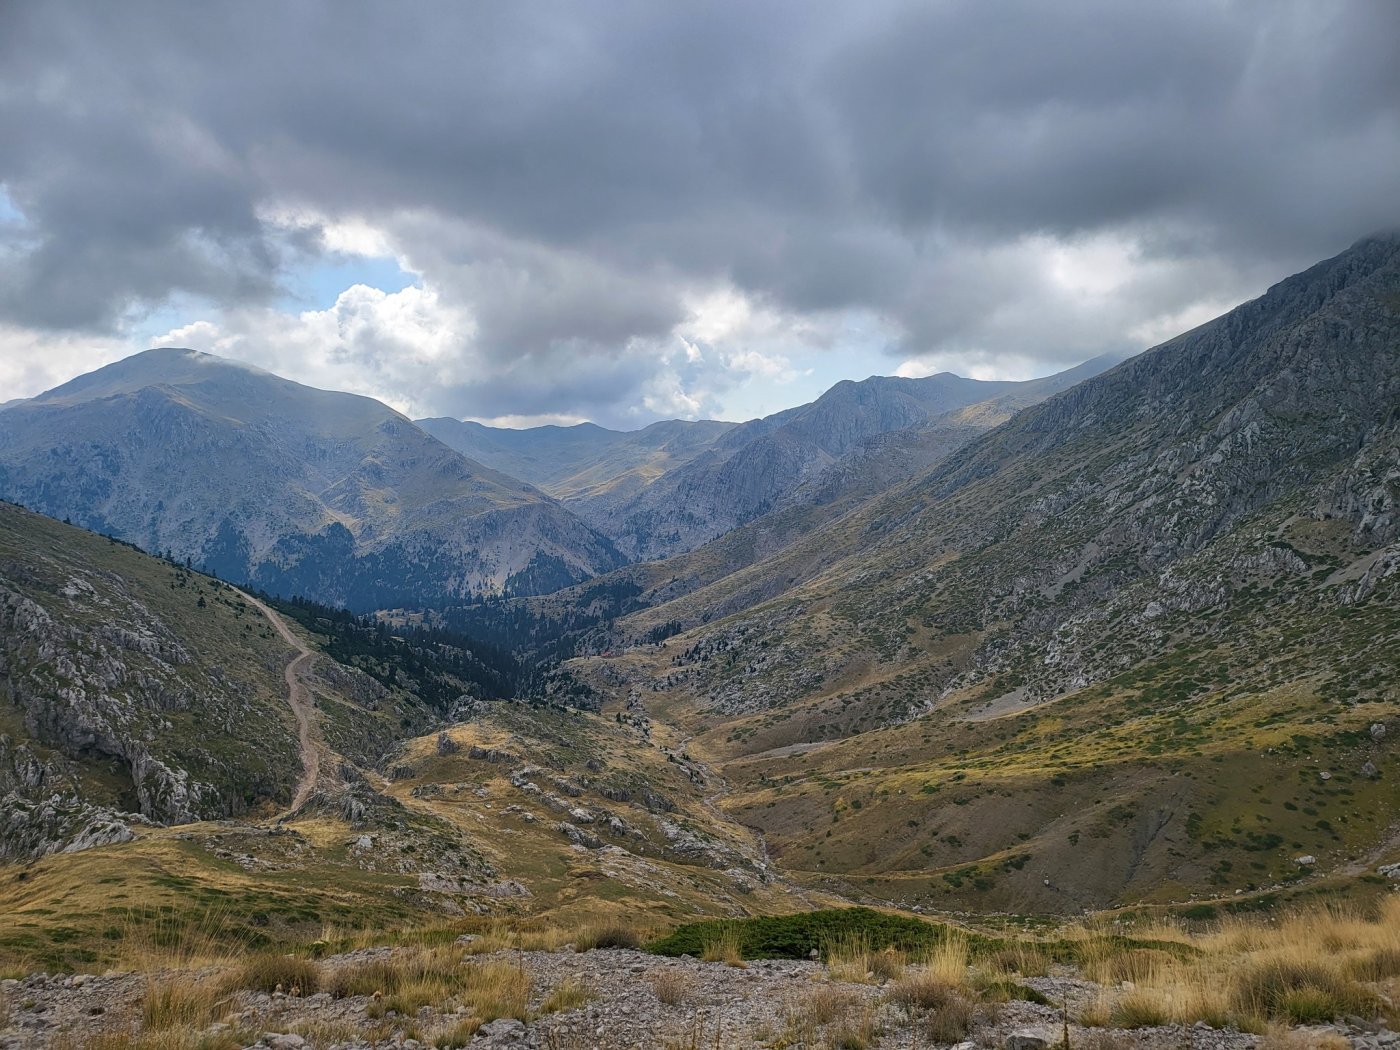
[3,944,1396,1050]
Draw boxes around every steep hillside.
[554,234,1400,912]
[580,359,1127,560]
[429,360,1124,665]
[0,506,819,970]
[0,349,622,609]
[0,501,452,859]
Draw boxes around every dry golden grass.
[804,982,861,1025]
[986,942,1052,977]
[141,976,224,1031]
[1256,1024,1351,1050]
[27,897,1400,1049]
[1077,987,1114,1029]
[887,970,962,1011]
[775,990,821,1046]
[462,958,532,1022]
[828,1003,880,1050]
[699,924,746,968]
[223,952,320,995]
[454,919,579,956]
[916,933,969,985]
[1229,948,1378,1024]
[824,931,906,983]
[924,992,977,1043]
[648,967,696,1006]
[321,945,530,1024]
[316,915,572,957]
[887,967,977,1043]
[325,956,405,999]
[425,1016,485,1049]
[50,1032,248,1050]
[326,945,459,1000]
[537,977,594,1015]
[1064,899,1400,1031]
[111,908,243,972]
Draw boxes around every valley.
[1,236,1398,1048]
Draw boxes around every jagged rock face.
[0,349,622,609]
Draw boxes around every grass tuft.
[537,977,594,1015]
[699,924,746,967]
[224,952,319,995]
[141,976,223,1031]
[648,968,695,1006]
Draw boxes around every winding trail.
[233,588,322,815]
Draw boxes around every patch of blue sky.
[0,185,22,224]
[278,254,417,311]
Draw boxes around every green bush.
[647,908,988,961]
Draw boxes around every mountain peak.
[31,347,280,407]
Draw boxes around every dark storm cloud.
[1,0,1397,416]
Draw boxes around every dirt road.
[233,587,321,814]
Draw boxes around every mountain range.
[0,234,1397,935]
[0,343,1121,610]
[420,354,1125,561]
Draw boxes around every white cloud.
[0,326,130,400]
[464,411,591,429]
[155,284,472,415]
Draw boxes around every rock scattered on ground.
[2,947,1397,1049]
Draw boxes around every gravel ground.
[2,947,1396,1050]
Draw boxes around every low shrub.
[574,924,642,951]
[648,907,982,962]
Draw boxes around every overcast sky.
[2,2,1398,427]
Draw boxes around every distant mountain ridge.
[425,353,1129,560]
[0,349,622,609]
[415,416,736,501]
[0,343,1126,614]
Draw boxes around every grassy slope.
[550,243,1400,914]
[0,507,839,973]
[557,465,1400,915]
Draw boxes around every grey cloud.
[1,0,1397,418]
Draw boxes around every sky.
[1,2,1398,429]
